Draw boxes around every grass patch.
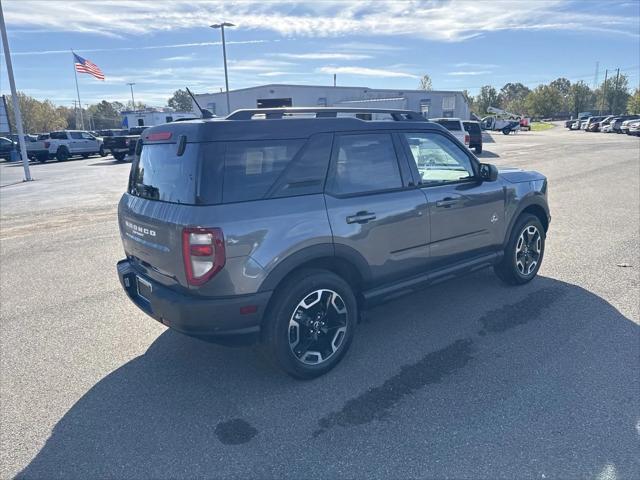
[530,122,555,131]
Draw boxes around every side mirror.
[479,163,498,182]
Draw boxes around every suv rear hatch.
[119,124,225,292]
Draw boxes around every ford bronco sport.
[117,107,550,379]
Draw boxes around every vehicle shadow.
[477,150,500,158]
[16,274,639,479]
[87,159,127,166]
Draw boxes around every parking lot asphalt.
[1,126,639,479]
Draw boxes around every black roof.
[142,107,447,143]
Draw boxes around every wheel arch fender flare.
[503,195,550,247]
[258,243,372,293]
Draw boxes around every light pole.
[0,0,31,181]
[127,82,136,109]
[210,22,235,115]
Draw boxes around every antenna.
[185,87,213,118]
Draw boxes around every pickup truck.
[103,127,146,161]
[45,130,106,161]
[429,118,470,147]
[0,135,50,163]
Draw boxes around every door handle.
[346,211,377,224]
[436,198,459,208]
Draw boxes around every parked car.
[627,120,640,136]
[0,135,49,162]
[463,120,483,154]
[116,107,550,378]
[103,127,146,161]
[587,115,614,132]
[583,116,606,132]
[620,119,637,134]
[45,130,106,161]
[611,115,639,133]
[97,129,128,137]
[429,118,470,146]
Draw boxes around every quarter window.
[69,132,83,139]
[328,134,402,195]
[223,139,305,203]
[403,132,475,184]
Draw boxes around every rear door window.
[50,131,68,140]
[222,139,305,203]
[327,133,403,195]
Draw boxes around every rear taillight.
[182,227,225,285]
[464,133,470,145]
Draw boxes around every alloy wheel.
[515,225,542,276]
[288,289,348,365]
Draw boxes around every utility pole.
[333,74,337,87]
[0,0,32,181]
[600,69,608,115]
[593,61,600,89]
[614,68,620,114]
[127,82,136,109]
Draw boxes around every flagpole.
[71,50,84,130]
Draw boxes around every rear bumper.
[117,259,271,337]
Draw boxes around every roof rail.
[226,107,426,122]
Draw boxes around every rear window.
[434,120,462,131]
[129,144,198,204]
[463,122,480,134]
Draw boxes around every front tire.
[99,146,106,157]
[263,269,357,379]
[494,214,545,285]
[502,127,511,135]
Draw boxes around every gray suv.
[117,107,550,378]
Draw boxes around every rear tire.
[474,145,482,154]
[494,214,545,285]
[99,146,106,157]
[262,269,357,379]
[37,154,48,163]
[82,153,90,159]
[502,127,511,135]
[56,147,69,162]
[113,152,126,162]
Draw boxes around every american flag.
[74,53,105,80]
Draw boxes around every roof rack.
[226,107,426,122]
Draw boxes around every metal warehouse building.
[193,84,470,119]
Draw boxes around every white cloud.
[4,40,269,56]
[453,62,499,69]
[3,1,637,41]
[273,53,373,60]
[447,70,492,76]
[317,66,419,78]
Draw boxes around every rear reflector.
[147,131,172,141]
[182,227,225,285]
[240,305,258,315]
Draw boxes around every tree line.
[4,89,193,134]
[461,76,639,119]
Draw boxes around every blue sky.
[1,0,638,108]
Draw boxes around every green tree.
[167,89,193,111]
[461,89,474,112]
[569,81,594,117]
[86,100,121,129]
[549,77,572,114]
[525,85,562,118]
[6,92,67,133]
[597,73,630,114]
[475,85,499,115]
[418,74,432,91]
[627,88,640,114]
[498,82,531,113]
